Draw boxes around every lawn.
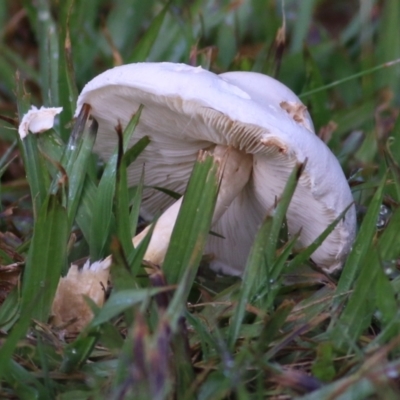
[1,0,400,399]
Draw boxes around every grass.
[1,0,400,398]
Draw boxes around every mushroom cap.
[75,62,356,275]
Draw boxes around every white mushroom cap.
[75,62,356,275]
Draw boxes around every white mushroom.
[75,62,356,275]
[18,105,63,139]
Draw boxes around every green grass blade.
[227,215,271,349]
[302,47,330,130]
[128,221,155,279]
[376,206,400,260]
[90,288,169,328]
[75,175,98,243]
[89,109,145,260]
[256,300,294,354]
[0,287,20,332]
[330,246,379,350]
[124,135,150,167]
[228,163,303,349]
[89,154,117,259]
[0,289,46,380]
[335,174,386,303]
[2,359,49,400]
[22,0,59,105]
[265,162,304,268]
[60,326,102,373]
[105,0,154,56]
[110,239,138,291]
[116,145,134,257]
[127,2,169,62]
[66,117,97,223]
[287,203,354,271]
[289,0,316,53]
[162,151,220,286]
[16,75,50,215]
[58,0,78,140]
[21,195,68,322]
[1,44,41,85]
[129,173,144,237]
[375,0,400,92]
[300,59,400,98]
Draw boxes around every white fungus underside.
[76,63,356,274]
[81,88,355,275]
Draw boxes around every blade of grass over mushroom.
[115,129,134,256]
[255,233,300,307]
[110,241,143,327]
[227,215,271,350]
[89,109,145,259]
[112,128,148,238]
[52,104,91,185]
[265,161,304,269]
[127,2,170,63]
[66,117,97,223]
[75,175,98,244]
[121,104,144,152]
[124,135,150,167]
[129,171,144,237]
[16,74,49,215]
[110,238,138,291]
[128,221,155,279]
[162,150,220,286]
[48,104,95,225]
[227,164,306,349]
[334,173,386,305]
[287,203,354,272]
[89,157,116,259]
[148,186,182,200]
[21,195,68,322]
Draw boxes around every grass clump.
[1,0,400,399]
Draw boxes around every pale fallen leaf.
[51,258,111,332]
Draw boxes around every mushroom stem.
[133,145,253,266]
